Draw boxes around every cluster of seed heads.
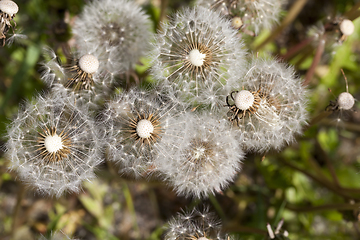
[3,0,357,238]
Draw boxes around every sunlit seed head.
[0,0,19,16]
[340,19,354,36]
[234,90,254,110]
[197,238,210,240]
[78,54,99,74]
[44,134,63,153]
[338,92,355,110]
[231,17,243,29]
[188,49,206,67]
[136,119,154,139]
[193,146,206,160]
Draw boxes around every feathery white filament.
[338,92,355,110]
[0,0,18,16]
[188,49,206,67]
[235,90,254,110]
[44,134,63,153]
[340,19,354,36]
[197,238,210,240]
[79,54,99,74]
[136,119,154,138]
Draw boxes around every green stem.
[286,202,360,212]
[303,38,325,86]
[344,2,360,21]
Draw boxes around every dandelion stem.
[11,182,26,237]
[316,140,341,187]
[344,2,360,21]
[306,110,332,129]
[303,38,325,86]
[122,183,140,238]
[286,202,360,212]
[157,0,168,30]
[281,37,314,61]
[255,0,309,51]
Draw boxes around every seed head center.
[338,92,355,110]
[188,49,206,67]
[0,0,19,16]
[136,119,154,139]
[193,147,206,160]
[44,134,63,153]
[234,90,255,110]
[78,54,99,74]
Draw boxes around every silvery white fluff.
[226,57,308,152]
[155,112,244,198]
[40,47,116,109]
[151,7,247,111]
[197,0,284,35]
[165,207,232,240]
[72,0,152,73]
[5,93,103,198]
[101,88,186,178]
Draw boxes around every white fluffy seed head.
[234,90,254,110]
[340,19,354,36]
[338,92,355,110]
[79,54,99,74]
[231,17,243,29]
[0,0,18,15]
[44,134,63,153]
[197,238,210,240]
[188,49,206,67]
[136,119,154,139]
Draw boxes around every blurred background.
[1,0,360,239]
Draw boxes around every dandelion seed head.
[231,16,243,29]
[44,134,63,153]
[188,49,206,67]
[136,119,154,139]
[0,0,18,16]
[78,54,99,74]
[102,88,185,177]
[234,90,254,110]
[151,7,246,110]
[5,93,103,197]
[226,57,308,152]
[155,112,244,198]
[337,92,354,110]
[73,0,152,72]
[165,207,229,240]
[340,19,354,36]
[197,0,284,34]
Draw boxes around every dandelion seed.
[151,7,246,110]
[226,57,308,152]
[102,88,185,177]
[155,112,244,198]
[5,94,103,197]
[72,0,152,73]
